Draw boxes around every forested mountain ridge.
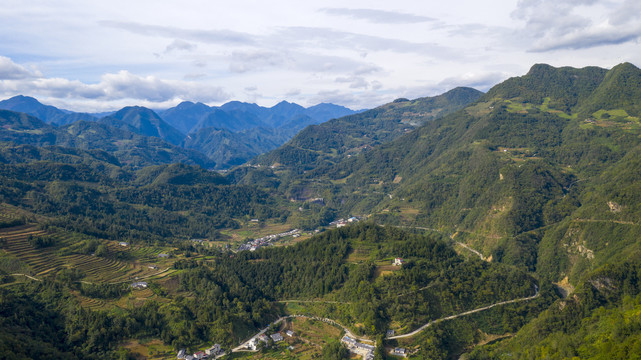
[159,99,358,135]
[251,86,483,171]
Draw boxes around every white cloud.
[319,8,435,24]
[100,20,256,45]
[0,56,42,80]
[229,50,289,73]
[1,1,640,112]
[0,63,230,111]
[165,39,197,53]
[513,0,641,52]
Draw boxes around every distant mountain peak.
[103,105,184,145]
[0,94,97,126]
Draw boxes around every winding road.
[387,284,539,339]
[230,284,540,354]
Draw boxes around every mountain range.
[0,95,362,169]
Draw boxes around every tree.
[321,340,349,360]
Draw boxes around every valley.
[2,63,641,360]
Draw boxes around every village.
[176,343,225,360]
[237,228,302,252]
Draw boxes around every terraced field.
[0,224,64,276]
[0,224,159,282]
[62,253,134,283]
[77,294,108,310]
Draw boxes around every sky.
[0,0,640,112]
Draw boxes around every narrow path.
[277,299,351,304]
[388,285,539,340]
[10,273,41,281]
[454,241,485,261]
[392,225,487,261]
[572,218,637,225]
[396,282,436,298]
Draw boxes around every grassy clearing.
[121,339,175,360]
[374,264,400,279]
[346,240,378,263]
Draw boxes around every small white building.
[177,349,186,359]
[205,344,222,356]
[131,281,148,289]
[286,330,294,337]
[394,258,405,266]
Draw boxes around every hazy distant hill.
[0,95,96,126]
[164,100,359,168]
[156,101,212,134]
[0,110,214,168]
[182,126,291,169]
[160,100,358,135]
[99,106,185,145]
[0,95,361,168]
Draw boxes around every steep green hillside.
[468,260,641,360]
[277,63,641,284]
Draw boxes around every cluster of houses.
[330,217,360,228]
[246,330,294,350]
[177,344,224,359]
[391,347,407,357]
[237,229,301,252]
[341,335,375,360]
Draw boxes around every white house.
[131,281,148,289]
